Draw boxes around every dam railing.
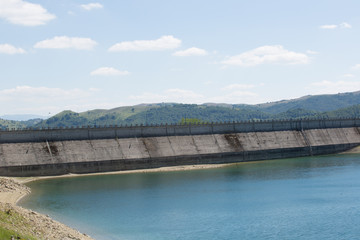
[1,118,360,143]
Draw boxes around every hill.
[2,91,360,129]
[34,104,360,129]
[0,114,46,121]
[255,91,360,114]
[0,118,42,130]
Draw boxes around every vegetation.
[2,91,360,129]
[29,103,360,128]
[0,208,37,240]
[0,225,36,240]
[122,104,272,125]
[272,108,319,119]
[0,118,42,130]
[319,104,360,119]
[179,118,208,125]
[254,91,360,114]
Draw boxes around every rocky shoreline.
[0,177,94,240]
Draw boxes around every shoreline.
[0,163,233,240]
[17,163,234,184]
[339,145,360,154]
[1,146,360,239]
[0,177,94,240]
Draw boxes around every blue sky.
[1,0,360,115]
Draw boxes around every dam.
[1,118,360,177]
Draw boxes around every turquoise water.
[20,154,360,240]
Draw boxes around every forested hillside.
[23,104,360,129]
[254,91,360,113]
[0,118,42,130]
[1,91,360,129]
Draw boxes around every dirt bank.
[0,177,94,240]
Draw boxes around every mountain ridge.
[2,91,360,129]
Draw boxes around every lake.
[19,153,360,239]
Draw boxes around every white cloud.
[319,24,337,29]
[129,87,263,105]
[311,80,360,94]
[203,81,213,85]
[222,45,309,67]
[109,35,181,52]
[80,3,103,11]
[320,22,352,29]
[306,50,319,55]
[221,84,255,91]
[213,83,265,103]
[0,86,101,114]
[0,44,26,54]
[130,89,204,103]
[173,47,208,57]
[0,0,55,26]
[0,86,92,99]
[209,91,259,104]
[91,67,130,76]
[343,74,354,78]
[0,86,130,115]
[339,22,352,28]
[352,64,360,70]
[34,36,97,50]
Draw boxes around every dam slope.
[1,119,360,176]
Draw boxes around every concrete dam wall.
[1,119,360,176]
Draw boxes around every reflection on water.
[20,154,360,240]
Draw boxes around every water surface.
[20,154,360,239]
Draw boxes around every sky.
[1,0,360,116]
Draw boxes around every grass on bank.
[0,225,36,240]
[0,208,37,240]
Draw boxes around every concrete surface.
[1,122,360,176]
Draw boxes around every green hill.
[122,104,271,125]
[319,104,360,119]
[255,91,360,114]
[0,118,42,130]
[3,91,360,129]
[34,104,272,128]
[35,103,360,129]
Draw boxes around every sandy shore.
[19,163,232,183]
[340,145,360,154]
